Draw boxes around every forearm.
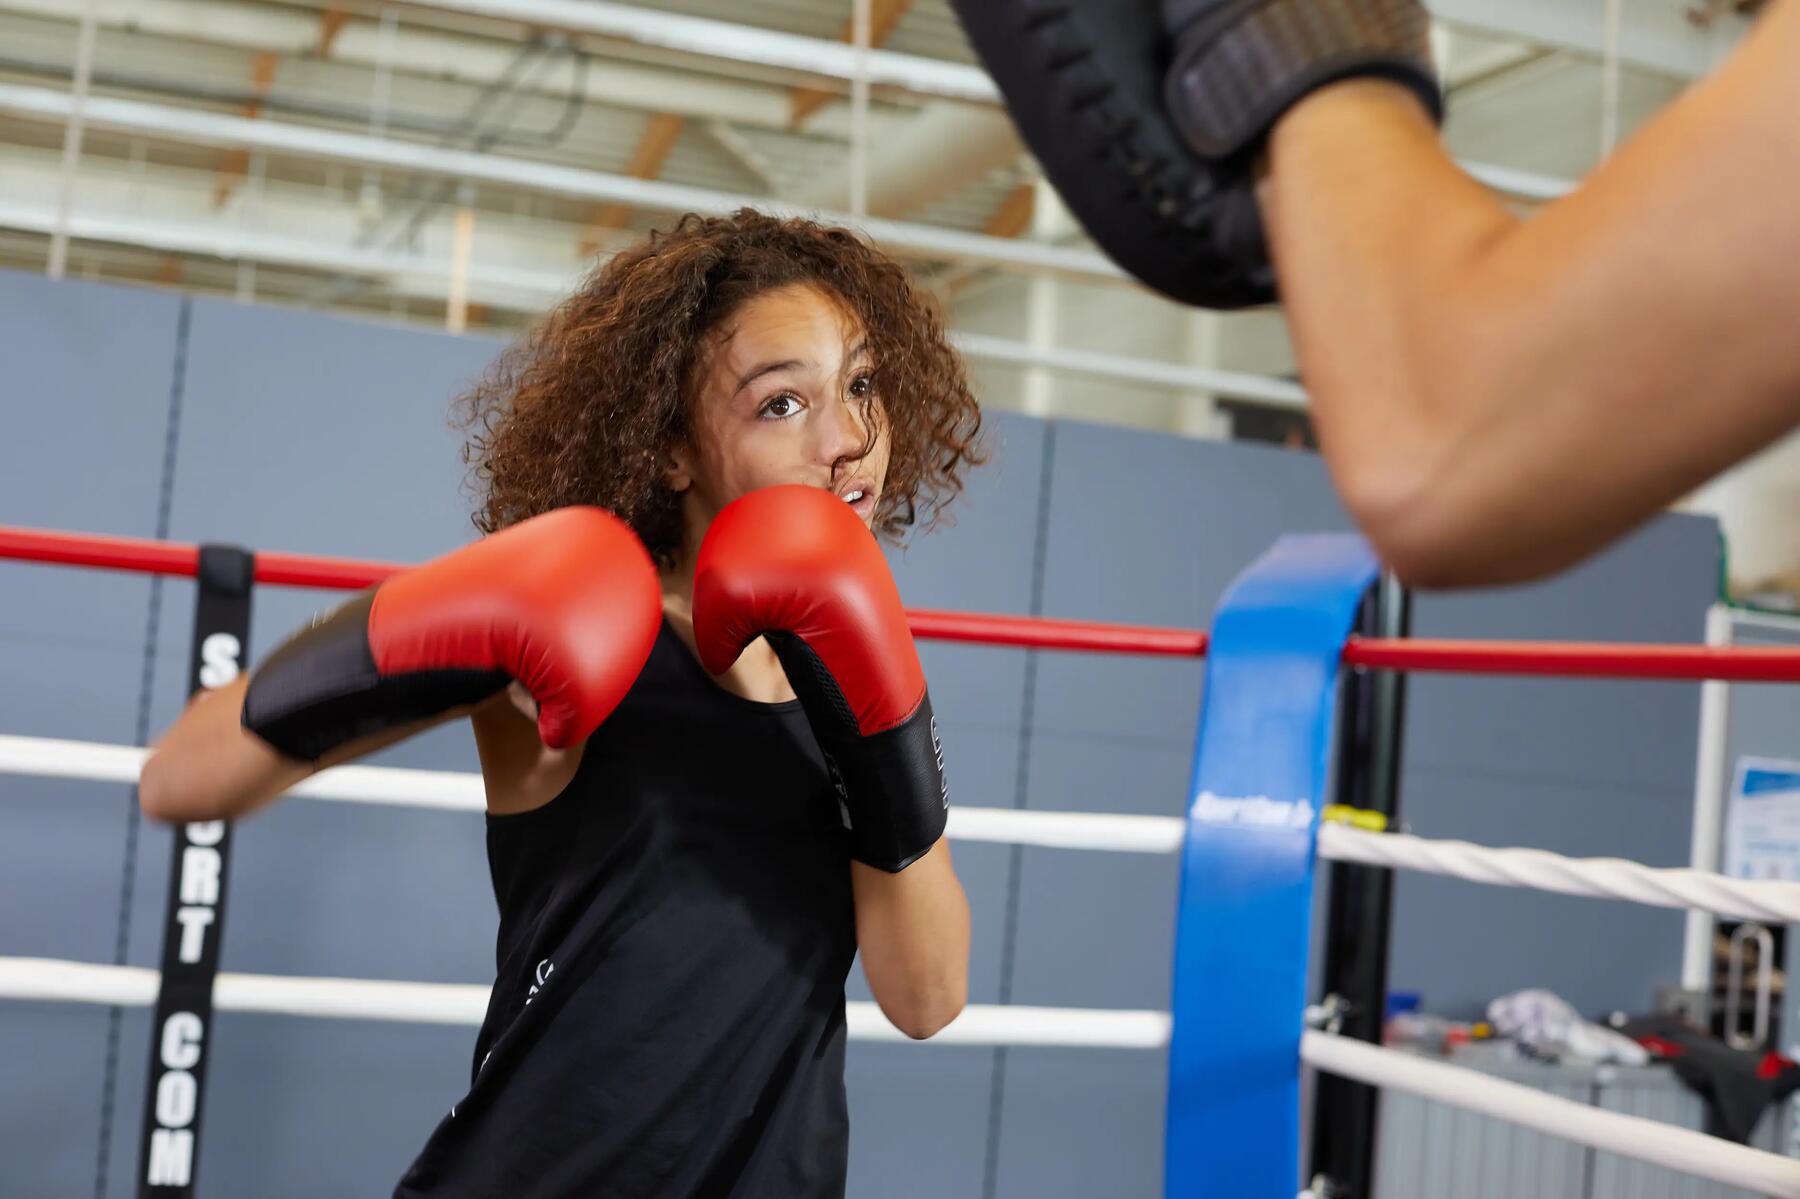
[852,839,970,1040]
[1263,83,1508,475]
[1261,81,1532,580]
[140,675,308,823]
[1265,6,1800,585]
[140,673,461,823]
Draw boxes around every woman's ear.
[663,443,694,494]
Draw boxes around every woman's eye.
[761,394,800,419]
[849,373,873,400]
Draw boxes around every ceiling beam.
[380,0,1771,104]
[931,184,1039,303]
[579,110,684,251]
[317,4,351,58]
[1426,0,1751,80]
[0,83,1131,282]
[211,49,278,209]
[982,183,1033,239]
[314,0,1754,91]
[0,0,907,138]
[698,120,781,195]
[0,195,574,308]
[789,0,914,128]
[350,0,996,100]
[796,100,1022,219]
[0,0,1754,134]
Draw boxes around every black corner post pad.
[137,545,257,1197]
[195,543,254,598]
[1307,572,1411,1199]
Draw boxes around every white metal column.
[1682,602,1737,994]
[46,0,102,279]
[1175,312,1229,439]
[1020,179,1064,419]
[847,0,871,220]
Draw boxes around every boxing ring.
[5,521,1800,1198]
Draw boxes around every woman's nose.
[816,393,867,464]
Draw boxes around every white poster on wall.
[1724,757,1800,881]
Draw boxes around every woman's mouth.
[837,482,877,523]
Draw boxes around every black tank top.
[395,621,857,1198]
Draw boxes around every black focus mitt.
[947,0,1440,311]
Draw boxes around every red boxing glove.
[693,485,948,872]
[244,507,662,760]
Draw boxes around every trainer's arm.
[853,839,970,1040]
[137,674,472,824]
[1261,2,1800,587]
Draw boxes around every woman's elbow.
[1320,325,1578,589]
[897,1015,956,1042]
[137,751,173,820]
[1329,414,1523,590]
[138,751,194,823]
[1341,459,1581,590]
[886,982,968,1041]
[1348,494,1475,589]
[137,749,232,824]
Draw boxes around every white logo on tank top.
[527,957,555,1005]
[450,957,556,1118]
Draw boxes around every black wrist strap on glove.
[1164,0,1441,161]
[767,632,949,873]
[243,592,507,763]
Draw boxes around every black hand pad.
[948,0,1277,309]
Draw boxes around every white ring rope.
[9,735,1800,921]
[1300,1031,1800,1198]
[0,955,1169,1049]
[10,729,1800,1191]
[1318,824,1800,925]
[4,953,1792,1193]
[0,735,1185,852]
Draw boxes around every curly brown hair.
[456,209,985,563]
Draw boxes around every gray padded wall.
[848,415,1048,1198]
[1393,516,1719,1019]
[124,296,511,1195]
[0,270,1726,1198]
[991,424,1356,1199]
[0,273,184,1199]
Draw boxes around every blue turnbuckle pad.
[1165,534,1379,1198]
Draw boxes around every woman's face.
[670,283,890,548]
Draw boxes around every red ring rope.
[4,523,1797,683]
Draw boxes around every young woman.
[139,209,987,1197]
